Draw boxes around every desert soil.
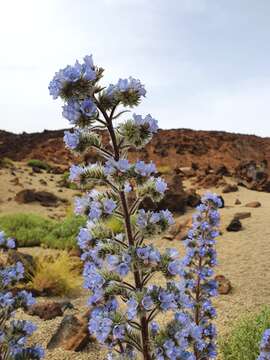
[1,164,270,359]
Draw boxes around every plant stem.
[97,103,152,360]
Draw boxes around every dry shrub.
[29,252,82,297]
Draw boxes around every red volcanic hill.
[1,128,270,172]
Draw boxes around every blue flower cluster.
[106,77,146,98]
[74,190,117,220]
[0,231,44,359]
[50,53,222,360]
[258,329,270,360]
[48,55,96,100]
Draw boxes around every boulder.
[245,201,261,208]
[226,218,242,232]
[235,160,270,192]
[27,302,65,320]
[235,198,241,205]
[222,184,238,193]
[185,190,201,208]
[234,212,251,220]
[15,189,61,207]
[195,174,225,188]
[167,218,193,241]
[215,275,232,295]
[215,165,230,176]
[47,311,93,351]
[142,174,188,213]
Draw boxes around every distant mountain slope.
[1,128,270,171]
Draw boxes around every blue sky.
[0,0,270,136]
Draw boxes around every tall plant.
[49,54,221,359]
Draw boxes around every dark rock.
[215,275,232,294]
[235,160,270,192]
[185,190,201,208]
[234,212,251,220]
[215,165,230,176]
[49,166,66,174]
[142,174,188,213]
[226,218,242,232]
[27,302,64,320]
[222,184,238,193]
[245,201,261,208]
[15,189,60,207]
[32,166,42,173]
[47,311,93,351]
[235,198,241,205]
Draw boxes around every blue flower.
[141,295,154,310]
[69,164,84,182]
[168,260,182,276]
[135,160,156,176]
[62,100,81,123]
[49,55,96,100]
[63,130,80,150]
[103,198,117,214]
[80,98,97,117]
[112,324,125,340]
[155,178,167,194]
[159,209,175,225]
[126,298,138,320]
[150,321,160,335]
[258,329,270,360]
[133,113,158,133]
[77,228,92,250]
[6,238,16,249]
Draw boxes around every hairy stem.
[96,102,152,360]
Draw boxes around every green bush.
[27,159,51,171]
[0,213,53,247]
[220,307,270,360]
[0,213,86,249]
[43,215,86,249]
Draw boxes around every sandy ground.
[0,162,78,219]
[1,164,270,359]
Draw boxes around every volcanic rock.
[245,201,261,208]
[215,275,232,295]
[222,184,238,193]
[226,218,242,232]
[15,189,62,207]
[27,302,68,320]
[233,212,251,220]
[47,311,93,351]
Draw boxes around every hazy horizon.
[1,0,270,136]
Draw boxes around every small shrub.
[220,307,270,360]
[0,213,86,249]
[0,157,14,168]
[157,165,172,175]
[29,252,82,297]
[27,159,51,171]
